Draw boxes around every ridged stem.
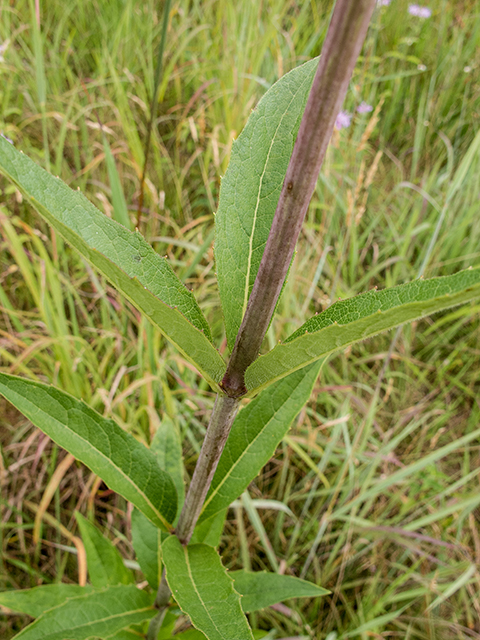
[221,0,376,397]
[175,394,240,544]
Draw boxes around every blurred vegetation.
[1,0,480,638]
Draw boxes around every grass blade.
[103,136,132,230]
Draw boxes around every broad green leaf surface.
[245,268,480,395]
[190,509,227,547]
[0,374,177,530]
[12,585,155,640]
[215,58,318,349]
[75,512,134,587]
[231,571,330,612]
[162,537,253,640]
[131,508,167,590]
[108,630,144,640]
[172,631,206,640]
[0,136,225,390]
[151,416,185,515]
[0,585,93,618]
[199,361,323,525]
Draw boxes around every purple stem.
[222,0,377,397]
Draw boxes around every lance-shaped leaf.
[151,415,185,516]
[231,571,330,613]
[75,512,134,587]
[245,267,480,395]
[163,537,254,640]
[0,373,177,530]
[11,585,155,640]
[0,136,225,390]
[131,507,167,590]
[215,58,318,349]
[198,360,323,526]
[190,509,227,547]
[0,585,93,618]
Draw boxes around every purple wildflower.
[357,101,373,114]
[335,111,352,130]
[408,4,432,17]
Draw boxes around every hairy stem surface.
[175,394,240,544]
[222,0,376,397]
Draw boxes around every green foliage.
[215,58,317,349]
[9,586,155,640]
[0,135,225,390]
[162,537,253,640]
[245,268,480,394]
[1,2,480,638]
[131,508,166,591]
[150,415,185,516]
[75,512,135,587]
[0,373,177,531]
[231,570,330,612]
[102,135,132,230]
[190,509,227,548]
[0,585,94,618]
[199,360,324,525]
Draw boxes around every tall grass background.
[1,0,480,638]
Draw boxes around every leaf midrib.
[241,72,314,319]
[184,546,225,639]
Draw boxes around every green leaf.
[151,416,185,515]
[0,374,177,531]
[156,609,181,639]
[199,361,323,525]
[0,136,225,390]
[190,509,227,547]
[75,512,134,587]
[215,58,318,349]
[0,585,93,618]
[162,537,253,640]
[131,508,167,590]
[231,571,330,612]
[108,630,145,640]
[11,585,155,640]
[245,267,480,395]
[171,631,206,640]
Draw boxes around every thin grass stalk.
[136,0,172,228]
